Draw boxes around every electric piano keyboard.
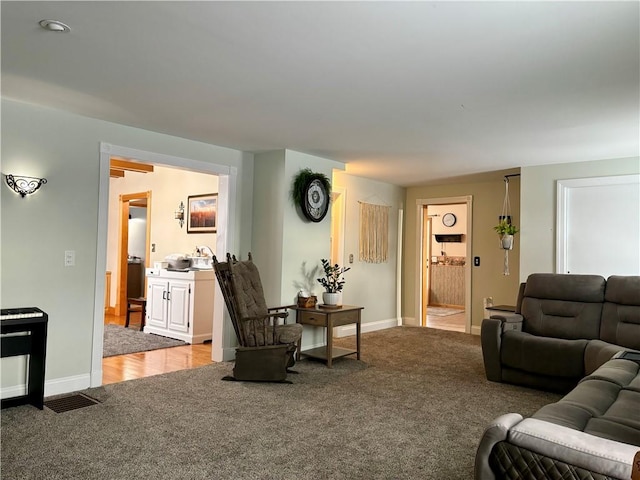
[1,307,46,320]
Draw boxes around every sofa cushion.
[523,274,606,303]
[520,274,606,340]
[501,331,587,378]
[532,359,640,446]
[600,275,640,350]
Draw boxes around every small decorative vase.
[322,292,341,306]
[500,234,514,250]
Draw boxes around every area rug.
[103,324,187,357]
[426,306,464,316]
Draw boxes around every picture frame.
[187,193,217,233]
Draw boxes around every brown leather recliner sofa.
[475,274,640,480]
[481,273,640,393]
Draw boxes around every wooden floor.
[102,312,213,385]
[426,311,466,332]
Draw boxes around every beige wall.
[404,173,521,332]
[106,165,219,307]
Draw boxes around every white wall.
[252,150,344,349]
[128,207,147,260]
[520,156,640,280]
[1,99,252,396]
[428,203,468,258]
[251,151,286,304]
[333,171,405,332]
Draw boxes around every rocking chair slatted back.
[212,254,245,345]
[213,253,279,347]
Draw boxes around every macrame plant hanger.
[500,177,512,276]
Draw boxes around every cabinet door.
[147,280,168,328]
[167,280,190,333]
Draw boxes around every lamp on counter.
[4,174,47,198]
[175,201,185,228]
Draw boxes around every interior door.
[557,175,640,276]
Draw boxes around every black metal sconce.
[175,201,185,228]
[4,174,47,198]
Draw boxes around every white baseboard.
[1,384,26,400]
[471,325,481,335]
[1,373,91,401]
[45,373,91,397]
[335,317,399,338]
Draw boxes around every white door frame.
[415,196,473,333]
[91,142,238,387]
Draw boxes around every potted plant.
[494,219,519,250]
[317,259,350,306]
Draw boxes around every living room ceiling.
[2,2,638,187]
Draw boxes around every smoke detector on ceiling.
[39,19,70,33]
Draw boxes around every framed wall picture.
[187,193,217,233]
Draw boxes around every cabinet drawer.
[297,311,326,327]
[332,309,360,327]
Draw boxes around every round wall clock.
[442,212,457,227]
[302,178,330,222]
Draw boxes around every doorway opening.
[92,143,236,388]
[116,191,150,318]
[415,196,472,333]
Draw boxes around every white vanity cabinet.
[144,269,214,344]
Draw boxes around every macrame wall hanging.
[359,201,390,263]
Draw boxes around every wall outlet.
[474,256,480,266]
[349,254,354,263]
[64,250,75,267]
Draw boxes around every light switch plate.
[64,250,75,267]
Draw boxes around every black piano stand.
[1,310,48,409]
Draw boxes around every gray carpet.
[103,324,187,357]
[1,327,561,479]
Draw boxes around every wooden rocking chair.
[213,253,303,382]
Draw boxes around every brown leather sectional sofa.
[475,274,640,480]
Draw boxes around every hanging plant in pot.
[493,219,519,250]
[317,259,350,307]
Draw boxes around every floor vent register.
[44,393,100,413]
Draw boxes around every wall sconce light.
[4,174,48,198]
[175,201,185,228]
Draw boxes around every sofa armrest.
[474,413,523,480]
[490,313,523,332]
[508,418,637,479]
[481,314,523,382]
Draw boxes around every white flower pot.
[500,234,514,250]
[322,292,341,306]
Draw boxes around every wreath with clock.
[291,168,331,222]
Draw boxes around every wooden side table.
[292,305,363,368]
